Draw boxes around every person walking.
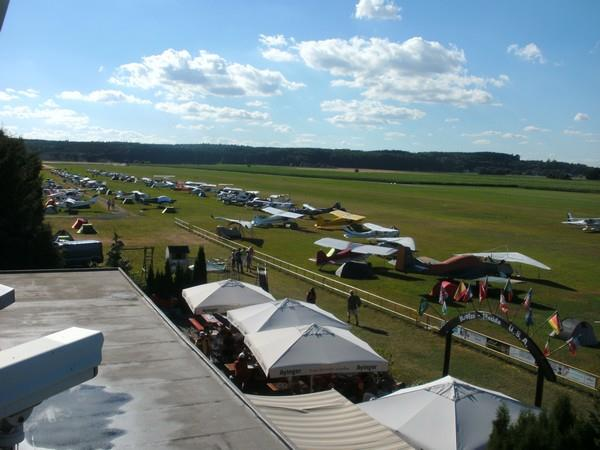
[347,290,362,326]
[245,246,254,272]
[306,287,317,304]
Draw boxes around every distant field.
[44,162,600,412]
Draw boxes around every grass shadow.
[373,267,425,282]
[518,276,577,292]
[357,324,389,336]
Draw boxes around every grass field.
[43,162,600,412]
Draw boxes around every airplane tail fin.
[394,246,412,272]
[567,212,573,221]
[316,250,328,266]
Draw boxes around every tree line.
[24,139,597,177]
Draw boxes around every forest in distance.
[24,138,599,179]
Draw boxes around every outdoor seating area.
[184,280,398,401]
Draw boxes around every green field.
[44,162,600,412]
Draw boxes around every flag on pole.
[465,283,473,302]
[567,337,578,356]
[418,297,429,316]
[503,279,513,303]
[478,277,488,304]
[523,288,533,310]
[454,281,467,302]
[543,340,550,357]
[547,312,561,335]
[499,291,509,314]
[525,309,534,326]
[441,300,448,316]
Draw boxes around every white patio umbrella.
[245,323,388,378]
[359,375,537,450]
[182,279,275,314]
[227,298,350,335]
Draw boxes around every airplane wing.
[456,252,551,270]
[363,223,397,232]
[213,216,253,229]
[314,237,353,251]
[262,206,303,219]
[330,210,365,221]
[375,237,416,251]
[314,238,396,257]
[302,203,317,211]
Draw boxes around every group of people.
[230,247,254,273]
[106,197,116,210]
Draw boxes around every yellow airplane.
[314,209,365,230]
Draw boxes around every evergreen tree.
[191,246,207,285]
[0,130,60,269]
[106,232,131,273]
[145,264,155,295]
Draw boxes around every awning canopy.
[248,389,413,450]
[359,375,537,450]
[182,279,275,314]
[227,298,349,335]
[245,323,388,378]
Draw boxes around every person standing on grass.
[306,287,317,304]
[347,290,362,326]
[246,246,254,272]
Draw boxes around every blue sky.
[1,0,599,165]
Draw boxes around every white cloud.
[246,100,266,108]
[259,34,290,48]
[98,65,105,73]
[523,125,550,133]
[21,126,171,144]
[58,89,151,105]
[462,130,501,137]
[355,0,401,20]
[563,129,597,138]
[507,43,545,63]
[261,47,297,62]
[574,112,589,121]
[0,102,89,128]
[473,139,490,145]
[445,118,460,123]
[110,48,303,99]
[298,36,504,106]
[155,101,270,122]
[501,132,527,140]
[0,88,39,101]
[175,123,214,131]
[321,99,425,126]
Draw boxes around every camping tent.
[71,218,88,230]
[77,223,97,234]
[244,323,388,378]
[557,318,598,347]
[359,375,537,450]
[182,279,275,314]
[247,389,412,450]
[335,261,373,279]
[227,298,349,335]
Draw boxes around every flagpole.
[530,310,559,337]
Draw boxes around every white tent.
[182,279,275,314]
[227,298,350,335]
[245,323,388,378]
[359,375,537,450]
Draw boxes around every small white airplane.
[60,195,99,210]
[562,212,600,232]
[343,223,400,239]
[214,206,304,229]
[312,237,398,266]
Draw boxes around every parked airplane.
[213,206,304,229]
[313,237,397,266]
[314,210,366,230]
[374,236,417,251]
[562,212,600,232]
[290,202,342,218]
[343,223,400,239]
[59,195,99,210]
[392,248,550,279]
